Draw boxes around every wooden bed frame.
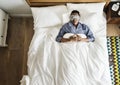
[26,0,110,7]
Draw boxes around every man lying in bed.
[56,10,95,43]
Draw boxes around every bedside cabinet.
[107,1,120,24]
[0,9,9,47]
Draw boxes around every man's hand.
[80,38,89,42]
[69,34,81,42]
[76,34,81,41]
[60,34,89,43]
[69,34,89,42]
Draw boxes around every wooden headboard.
[26,0,110,7]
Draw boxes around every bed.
[20,0,112,85]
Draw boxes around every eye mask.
[70,15,80,21]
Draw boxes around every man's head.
[70,10,80,26]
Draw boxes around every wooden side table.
[107,1,120,24]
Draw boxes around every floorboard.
[0,17,34,85]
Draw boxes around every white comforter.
[20,25,112,85]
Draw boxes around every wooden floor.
[0,17,119,85]
[0,17,34,85]
[107,24,120,36]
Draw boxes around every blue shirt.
[56,21,95,42]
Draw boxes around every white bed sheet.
[20,21,112,85]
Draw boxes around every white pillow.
[66,2,106,36]
[31,5,68,29]
[67,3,105,14]
[62,12,106,37]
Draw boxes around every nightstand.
[107,1,120,24]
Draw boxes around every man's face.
[70,13,80,25]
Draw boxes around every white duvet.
[20,23,112,85]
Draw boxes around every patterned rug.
[107,36,120,85]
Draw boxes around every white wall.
[0,0,31,16]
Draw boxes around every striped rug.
[107,36,120,85]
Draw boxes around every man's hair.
[70,10,80,16]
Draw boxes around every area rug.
[107,36,120,85]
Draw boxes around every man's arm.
[60,35,79,42]
[60,34,90,42]
[80,38,89,42]
[56,26,66,42]
[60,38,70,42]
[83,24,95,42]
